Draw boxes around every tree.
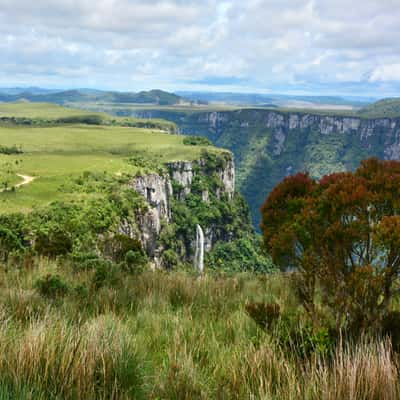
[260,158,400,333]
[0,226,23,262]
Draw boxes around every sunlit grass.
[0,261,397,399]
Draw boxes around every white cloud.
[369,64,400,82]
[0,0,399,94]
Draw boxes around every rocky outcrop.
[130,174,172,261]
[167,158,235,200]
[130,153,236,264]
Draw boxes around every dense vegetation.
[357,98,400,118]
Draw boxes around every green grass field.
[0,106,216,214]
[0,102,103,119]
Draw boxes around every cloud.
[369,64,400,82]
[0,0,400,95]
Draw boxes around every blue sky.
[1,0,400,96]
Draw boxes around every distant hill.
[176,91,372,108]
[358,98,400,118]
[0,88,185,106]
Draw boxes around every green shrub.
[277,319,336,358]
[70,251,100,271]
[73,283,90,300]
[92,260,120,289]
[103,234,145,263]
[0,144,23,155]
[183,135,212,146]
[34,274,69,298]
[0,226,24,261]
[34,227,73,257]
[124,249,147,272]
[162,249,179,270]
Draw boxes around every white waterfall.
[194,224,204,274]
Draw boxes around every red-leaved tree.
[261,158,400,332]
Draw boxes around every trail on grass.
[15,174,35,188]
[0,174,36,193]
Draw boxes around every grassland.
[0,102,103,119]
[0,102,177,133]
[0,261,396,399]
[0,104,217,214]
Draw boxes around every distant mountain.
[176,91,373,108]
[0,88,185,106]
[176,91,275,105]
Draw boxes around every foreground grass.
[0,260,398,399]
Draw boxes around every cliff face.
[130,152,241,266]
[132,108,400,228]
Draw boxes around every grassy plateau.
[0,103,213,213]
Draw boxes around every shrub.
[102,234,145,263]
[0,227,24,262]
[70,251,100,271]
[183,135,212,146]
[382,311,400,351]
[245,302,280,329]
[34,274,69,298]
[34,228,73,257]
[0,144,23,155]
[124,249,147,272]
[162,249,179,269]
[92,260,120,289]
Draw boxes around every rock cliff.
[130,151,242,266]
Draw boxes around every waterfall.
[194,224,204,274]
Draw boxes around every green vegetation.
[0,101,399,398]
[138,149,272,272]
[358,98,400,118]
[183,135,213,146]
[0,102,177,132]
[0,263,397,398]
[0,119,209,213]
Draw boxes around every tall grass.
[0,259,398,399]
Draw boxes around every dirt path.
[15,174,35,188]
[0,174,36,193]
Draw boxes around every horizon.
[0,86,385,101]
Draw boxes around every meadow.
[0,259,396,399]
[0,109,214,213]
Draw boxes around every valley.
[125,104,400,227]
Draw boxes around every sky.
[1,0,400,96]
